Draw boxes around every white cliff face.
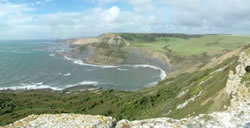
[4,114,116,128]
[225,51,250,108]
[4,50,250,128]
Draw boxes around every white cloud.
[1,0,250,39]
[162,0,250,33]
[0,1,168,39]
[103,6,120,22]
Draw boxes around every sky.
[1,0,250,40]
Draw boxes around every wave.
[63,56,167,80]
[117,68,128,71]
[144,81,159,88]
[63,73,71,76]
[65,81,99,88]
[87,69,97,71]
[49,53,55,57]
[0,81,99,91]
[0,83,63,91]
[64,56,119,68]
[129,64,167,80]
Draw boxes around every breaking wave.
[63,56,167,81]
[0,82,63,91]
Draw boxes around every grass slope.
[117,33,250,74]
[118,33,250,56]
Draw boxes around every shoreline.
[0,84,100,93]
[63,55,167,80]
[0,54,168,92]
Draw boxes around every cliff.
[64,33,173,73]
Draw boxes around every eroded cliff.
[64,34,173,73]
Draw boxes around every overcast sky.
[1,0,250,40]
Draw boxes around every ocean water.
[0,40,165,91]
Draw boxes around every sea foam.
[0,83,63,91]
[63,56,167,80]
[65,81,99,88]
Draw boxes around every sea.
[0,40,166,91]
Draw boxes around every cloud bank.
[0,0,250,39]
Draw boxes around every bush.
[0,97,16,115]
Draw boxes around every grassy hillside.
[0,54,240,126]
[117,33,250,74]
[67,33,250,75]
[118,33,250,56]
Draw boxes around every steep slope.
[116,47,250,128]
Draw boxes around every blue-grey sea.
[0,40,165,91]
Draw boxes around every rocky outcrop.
[69,34,129,47]
[101,34,129,47]
[225,50,250,108]
[4,114,116,128]
[69,38,100,47]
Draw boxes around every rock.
[246,66,250,72]
[4,114,116,128]
[70,38,100,47]
[101,34,129,47]
[225,51,250,108]
[69,34,129,47]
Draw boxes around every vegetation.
[0,55,239,126]
[118,33,250,56]
[117,33,250,74]
[1,33,249,126]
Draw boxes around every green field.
[119,33,250,56]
